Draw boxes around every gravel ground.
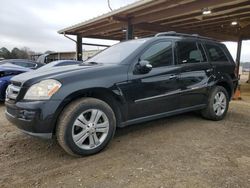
[0,87,249,188]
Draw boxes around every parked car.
[0,59,45,69]
[37,60,82,70]
[0,64,30,101]
[0,60,79,101]
[5,32,238,156]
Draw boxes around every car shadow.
[115,112,200,138]
[2,111,202,161]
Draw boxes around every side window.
[140,41,173,68]
[205,44,228,62]
[176,41,206,64]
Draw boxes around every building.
[34,50,100,63]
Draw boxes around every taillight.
[234,66,239,79]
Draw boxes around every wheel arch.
[52,87,126,134]
[215,80,233,100]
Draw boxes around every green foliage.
[0,47,32,59]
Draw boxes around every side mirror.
[136,60,152,74]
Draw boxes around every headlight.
[24,79,61,100]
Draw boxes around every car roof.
[0,59,45,65]
[141,32,221,45]
[0,63,31,71]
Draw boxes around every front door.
[120,40,182,120]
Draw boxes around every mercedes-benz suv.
[5,32,238,156]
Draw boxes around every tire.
[56,97,116,156]
[201,86,229,121]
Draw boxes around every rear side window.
[205,44,228,62]
[176,41,207,64]
[141,41,173,68]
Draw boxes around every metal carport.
[58,0,250,78]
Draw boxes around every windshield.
[85,39,148,64]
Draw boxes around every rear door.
[176,40,213,108]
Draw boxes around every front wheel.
[56,98,116,156]
[201,86,229,121]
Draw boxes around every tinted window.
[140,41,173,68]
[176,41,206,64]
[205,44,228,62]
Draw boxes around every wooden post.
[126,20,134,40]
[236,38,242,78]
[247,71,250,83]
[233,38,243,100]
[76,35,82,61]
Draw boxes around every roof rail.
[155,31,216,41]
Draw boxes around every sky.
[0,0,250,62]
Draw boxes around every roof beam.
[171,7,250,28]
[79,22,125,37]
[132,0,240,24]
[135,22,192,34]
[176,14,250,29]
[129,0,186,17]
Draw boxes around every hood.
[11,63,104,85]
[0,63,31,72]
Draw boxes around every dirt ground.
[0,83,250,188]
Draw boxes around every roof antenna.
[107,0,113,11]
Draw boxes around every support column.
[126,20,134,40]
[76,35,82,61]
[233,38,243,100]
[236,38,242,78]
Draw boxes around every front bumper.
[5,100,61,139]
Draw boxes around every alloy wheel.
[213,91,227,116]
[72,109,109,150]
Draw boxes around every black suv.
[5,32,238,156]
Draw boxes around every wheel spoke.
[89,110,98,123]
[89,134,95,147]
[96,127,109,133]
[93,133,100,145]
[215,94,220,102]
[94,110,103,124]
[213,103,220,111]
[75,132,89,145]
[73,129,88,142]
[219,94,225,102]
[74,119,86,129]
[221,102,226,109]
[217,106,222,116]
[78,114,89,126]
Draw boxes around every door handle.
[169,75,177,79]
[206,68,213,73]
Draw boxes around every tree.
[0,47,11,59]
[0,47,41,59]
[11,48,29,59]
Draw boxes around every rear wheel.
[56,98,116,156]
[201,86,229,121]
